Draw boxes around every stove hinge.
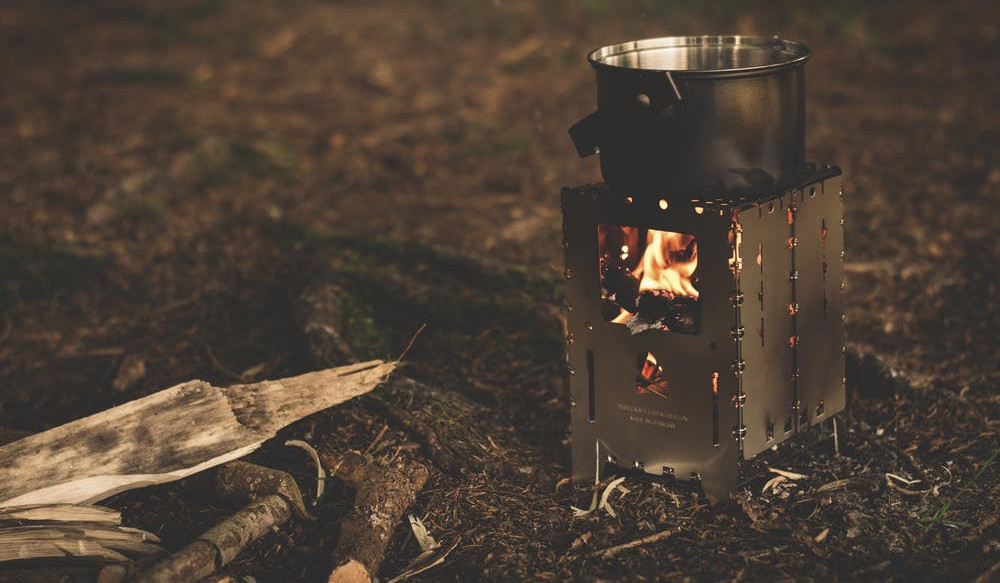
[729,217,747,453]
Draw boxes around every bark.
[320,451,429,583]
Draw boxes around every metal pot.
[570,35,811,200]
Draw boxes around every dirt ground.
[0,0,997,581]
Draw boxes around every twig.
[397,323,427,362]
[586,528,679,559]
[386,539,459,583]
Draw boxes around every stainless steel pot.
[570,36,811,200]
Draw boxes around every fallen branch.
[319,450,429,583]
[586,529,679,560]
[134,494,290,583]
[134,462,306,583]
[0,360,395,507]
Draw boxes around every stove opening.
[598,224,701,334]
[636,351,668,399]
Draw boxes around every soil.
[0,0,997,581]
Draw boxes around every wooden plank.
[0,360,395,507]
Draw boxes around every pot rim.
[588,35,811,77]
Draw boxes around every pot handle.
[568,111,604,158]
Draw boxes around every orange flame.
[633,231,699,299]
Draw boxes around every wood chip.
[816,478,851,494]
[767,467,808,480]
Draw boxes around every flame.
[598,225,699,327]
[633,231,699,299]
[637,352,668,399]
[611,308,633,324]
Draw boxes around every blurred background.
[0,0,997,428]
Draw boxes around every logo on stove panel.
[617,402,689,430]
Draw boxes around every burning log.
[0,360,396,507]
[625,291,700,335]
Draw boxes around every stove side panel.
[738,194,797,458]
[793,176,847,426]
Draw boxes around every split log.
[0,360,396,507]
[0,504,161,563]
[320,450,429,583]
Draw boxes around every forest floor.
[0,0,997,581]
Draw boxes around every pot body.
[570,36,810,200]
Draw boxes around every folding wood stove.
[562,165,846,501]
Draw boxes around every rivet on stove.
[808,186,816,197]
[633,460,644,470]
[568,367,575,376]
[658,199,669,210]
[840,250,847,261]
[732,392,746,408]
[565,301,574,313]
[731,425,748,439]
[562,236,570,249]
[625,196,633,205]
[840,281,847,291]
[731,359,746,375]
[585,321,593,331]
[788,302,799,315]
[566,333,575,345]
[730,291,744,306]
[730,326,745,339]
[690,471,702,482]
[790,369,800,382]
[787,237,798,249]
[635,93,651,108]
[789,270,799,281]
[563,268,572,279]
